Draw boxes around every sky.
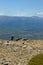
[0,0,43,17]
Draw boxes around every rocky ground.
[0,39,43,65]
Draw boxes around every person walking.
[11,34,14,40]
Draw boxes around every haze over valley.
[0,16,43,40]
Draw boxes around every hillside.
[0,39,43,65]
[0,16,43,40]
[0,16,43,24]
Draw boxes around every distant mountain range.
[0,16,43,24]
[0,16,43,40]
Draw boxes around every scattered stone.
[0,40,43,65]
[4,63,8,65]
[27,46,33,50]
[15,38,22,41]
[22,43,24,44]
[22,38,28,41]
[22,45,27,49]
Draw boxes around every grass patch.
[28,54,43,65]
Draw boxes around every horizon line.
[0,15,42,18]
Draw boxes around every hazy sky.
[0,0,43,16]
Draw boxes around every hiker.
[11,35,14,40]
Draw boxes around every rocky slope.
[0,39,43,65]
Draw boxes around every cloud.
[36,12,43,17]
[13,12,29,17]
[0,13,5,15]
[0,12,31,17]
